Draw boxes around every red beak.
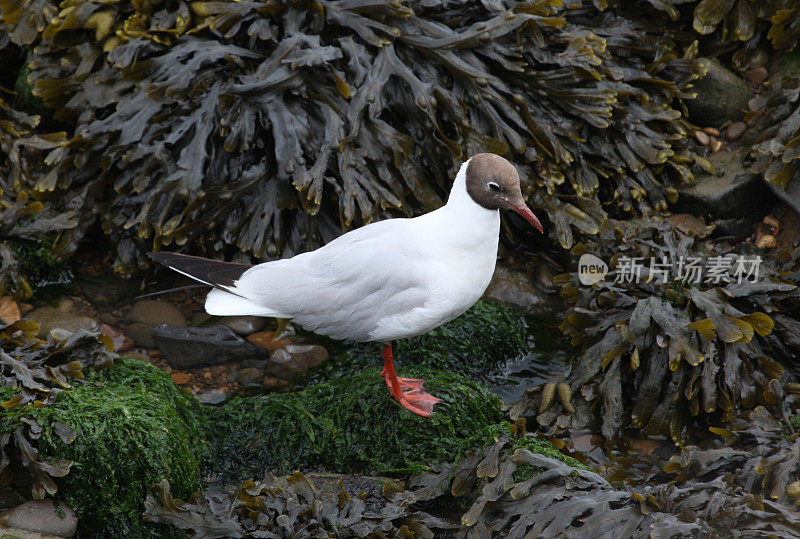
[508,203,544,234]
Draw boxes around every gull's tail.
[148,252,283,317]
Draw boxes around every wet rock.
[267,344,329,380]
[674,148,775,220]
[247,330,291,353]
[483,265,560,316]
[125,322,157,349]
[171,372,191,385]
[77,274,139,309]
[27,307,99,339]
[130,300,186,327]
[239,358,270,371]
[6,499,77,537]
[666,214,714,237]
[152,324,267,369]
[749,49,769,70]
[196,388,227,405]
[762,175,800,218]
[724,121,746,142]
[190,311,213,326]
[236,367,264,386]
[694,130,709,145]
[222,315,265,335]
[0,296,20,324]
[739,127,762,147]
[711,217,752,242]
[685,58,751,125]
[744,66,768,86]
[19,302,33,315]
[55,298,73,312]
[262,376,283,390]
[99,323,133,352]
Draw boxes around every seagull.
[149,153,543,416]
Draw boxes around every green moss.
[16,359,204,538]
[791,415,800,430]
[7,236,73,298]
[13,50,44,114]
[303,300,528,385]
[205,367,504,481]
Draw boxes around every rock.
[267,344,329,380]
[711,217,752,242]
[685,58,751,125]
[222,315,265,335]
[119,350,152,362]
[710,139,723,153]
[745,66,768,86]
[190,311,213,326]
[769,50,800,83]
[674,148,776,220]
[701,127,719,137]
[694,130,709,145]
[749,49,769,70]
[27,307,99,339]
[171,372,191,385]
[0,296,21,324]
[99,323,133,352]
[483,265,560,316]
[763,175,800,218]
[247,330,291,353]
[152,324,267,369]
[130,300,186,327]
[262,376,283,390]
[724,121,746,142]
[236,367,264,386]
[55,298,73,312]
[239,358,270,370]
[125,322,157,348]
[6,499,77,537]
[196,388,227,405]
[666,213,714,237]
[77,274,139,309]
[739,127,762,147]
[19,302,34,315]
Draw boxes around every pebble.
[247,330,291,353]
[27,307,100,339]
[749,49,769,70]
[56,298,74,312]
[710,140,723,153]
[0,296,21,324]
[6,499,77,537]
[222,316,265,336]
[694,131,709,145]
[99,323,133,352]
[152,324,267,370]
[171,372,191,385]
[125,322,157,349]
[701,127,719,137]
[262,376,283,390]
[19,302,34,315]
[724,122,746,142]
[745,66,768,86]
[196,388,227,405]
[267,344,329,380]
[130,300,186,327]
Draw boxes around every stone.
[744,66,768,86]
[763,175,800,218]
[77,274,139,309]
[18,302,34,315]
[749,48,769,70]
[262,376,282,389]
[55,298,73,312]
[196,388,227,405]
[236,367,264,386]
[724,121,746,142]
[710,139,723,153]
[222,315,265,335]
[171,372,191,385]
[711,217,752,242]
[190,311,213,326]
[666,214,714,237]
[267,344,329,380]
[739,127,762,148]
[483,265,560,316]
[685,58,751,125]
[130,300,186,327]
[239,358,269,370]
[769,50,800,82]
[125,322,157,349]
[247,330,291,353]
[27,307,99,339]
[674,148,775,220]
[6,499,77,537]
[152,323,267,370]
[694,130,709,145]
[0,296,20,324]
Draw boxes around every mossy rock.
[5,359,204,538]
[204,367,504,481]
[303,300,528,386]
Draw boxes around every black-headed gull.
[150,153,543,416]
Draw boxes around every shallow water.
[486,316,573,403]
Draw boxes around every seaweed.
[512,219,800,444]
[1,0,702,271]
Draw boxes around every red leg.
[381,342,440,417]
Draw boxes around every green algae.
[303,300,528,386]
[205,367,504,481]
[4,358,204,538]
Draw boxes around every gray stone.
[125,322,157,349]
[764,176,800,217]
[27,307,99,339]
[152,324,267,369]
[77,275,139,309]
[130,300,186,327]
[482,265,561,316]
[6,499,77,538]
[239,358,269,370]
[222,315,265,335]
[674,148,775,220]
[739,127,762,148]
[711,217,753,242]
[268,344,329,380]
[236,367,264,386]
[685,58,751,125]
[195,388,228,405]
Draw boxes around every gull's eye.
[488,181,501,192]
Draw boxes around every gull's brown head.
[465,153,543,233]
